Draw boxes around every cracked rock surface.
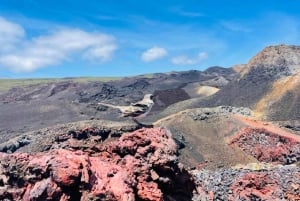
[0,128,195,201]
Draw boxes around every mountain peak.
[239,44,300,79]
[248,44,300,73]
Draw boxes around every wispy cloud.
[171,56,195,65]
[96,15,119,21]
[141,46,167,62]
[220,20,252,32]
[0,17,117,72]
[171,52,208,65]
[0,17,25,52]
[171,7,204,18]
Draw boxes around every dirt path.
[233,115,300,142]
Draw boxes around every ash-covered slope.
[203,45,300,121]
[0,67,235,139]
[154,106,300,169]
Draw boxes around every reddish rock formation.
[192,165,300,201]
[229,169,300,201]
[229,127,300,164]
[229,172,280,200]
[0,128,195,201]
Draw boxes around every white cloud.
[171,56,196,65]
[198,52,208,61]
[141,47,167,62]
[83,44,117,61]
[171,52,208,65]
[0,17,25,52]
[0,17,117,72]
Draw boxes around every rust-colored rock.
[0,128,194,201]
[229,127,300,164]
[229,172,279,200]
[192,165,300,200]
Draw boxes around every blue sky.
[0,0,299,78]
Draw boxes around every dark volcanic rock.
[279,120,300,135]
[247,44,300,74]
[0,120,141,153]
[0,65,237,137]
[187,106,252,121]
[205,66,278,108]
[152,88,190,111]
[78,83,121,102]
[48,82,78,97]
[123,79,150,90]
[203,66,236,77]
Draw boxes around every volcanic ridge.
[0,44,300,200]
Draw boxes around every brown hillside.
[154,106,300,170]
[196,45,300,121]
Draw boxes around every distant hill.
[0,66,236,140]
[193,45,300,121]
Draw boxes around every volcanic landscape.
[0,44,300,200]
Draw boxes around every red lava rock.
[0,128,195,201]
[229,173,279,200]
[229,127,300,164]
[192,165,300,200]
[137,181,162,201]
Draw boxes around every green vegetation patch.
[0,77,122,93]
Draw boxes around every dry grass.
[0,77,122,93]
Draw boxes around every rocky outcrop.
[186,106,252,121]
[247,45,300,74]
[0,120,142,153]
[229,127,300,165]
[192,165,300,201]
[0,128,195,201]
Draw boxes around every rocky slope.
[145,45,300,124]
[204,45,300,121]
[154,106,300,169]
[154,107,300,200]
[246,44,300,74]
[1,45,299,134]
